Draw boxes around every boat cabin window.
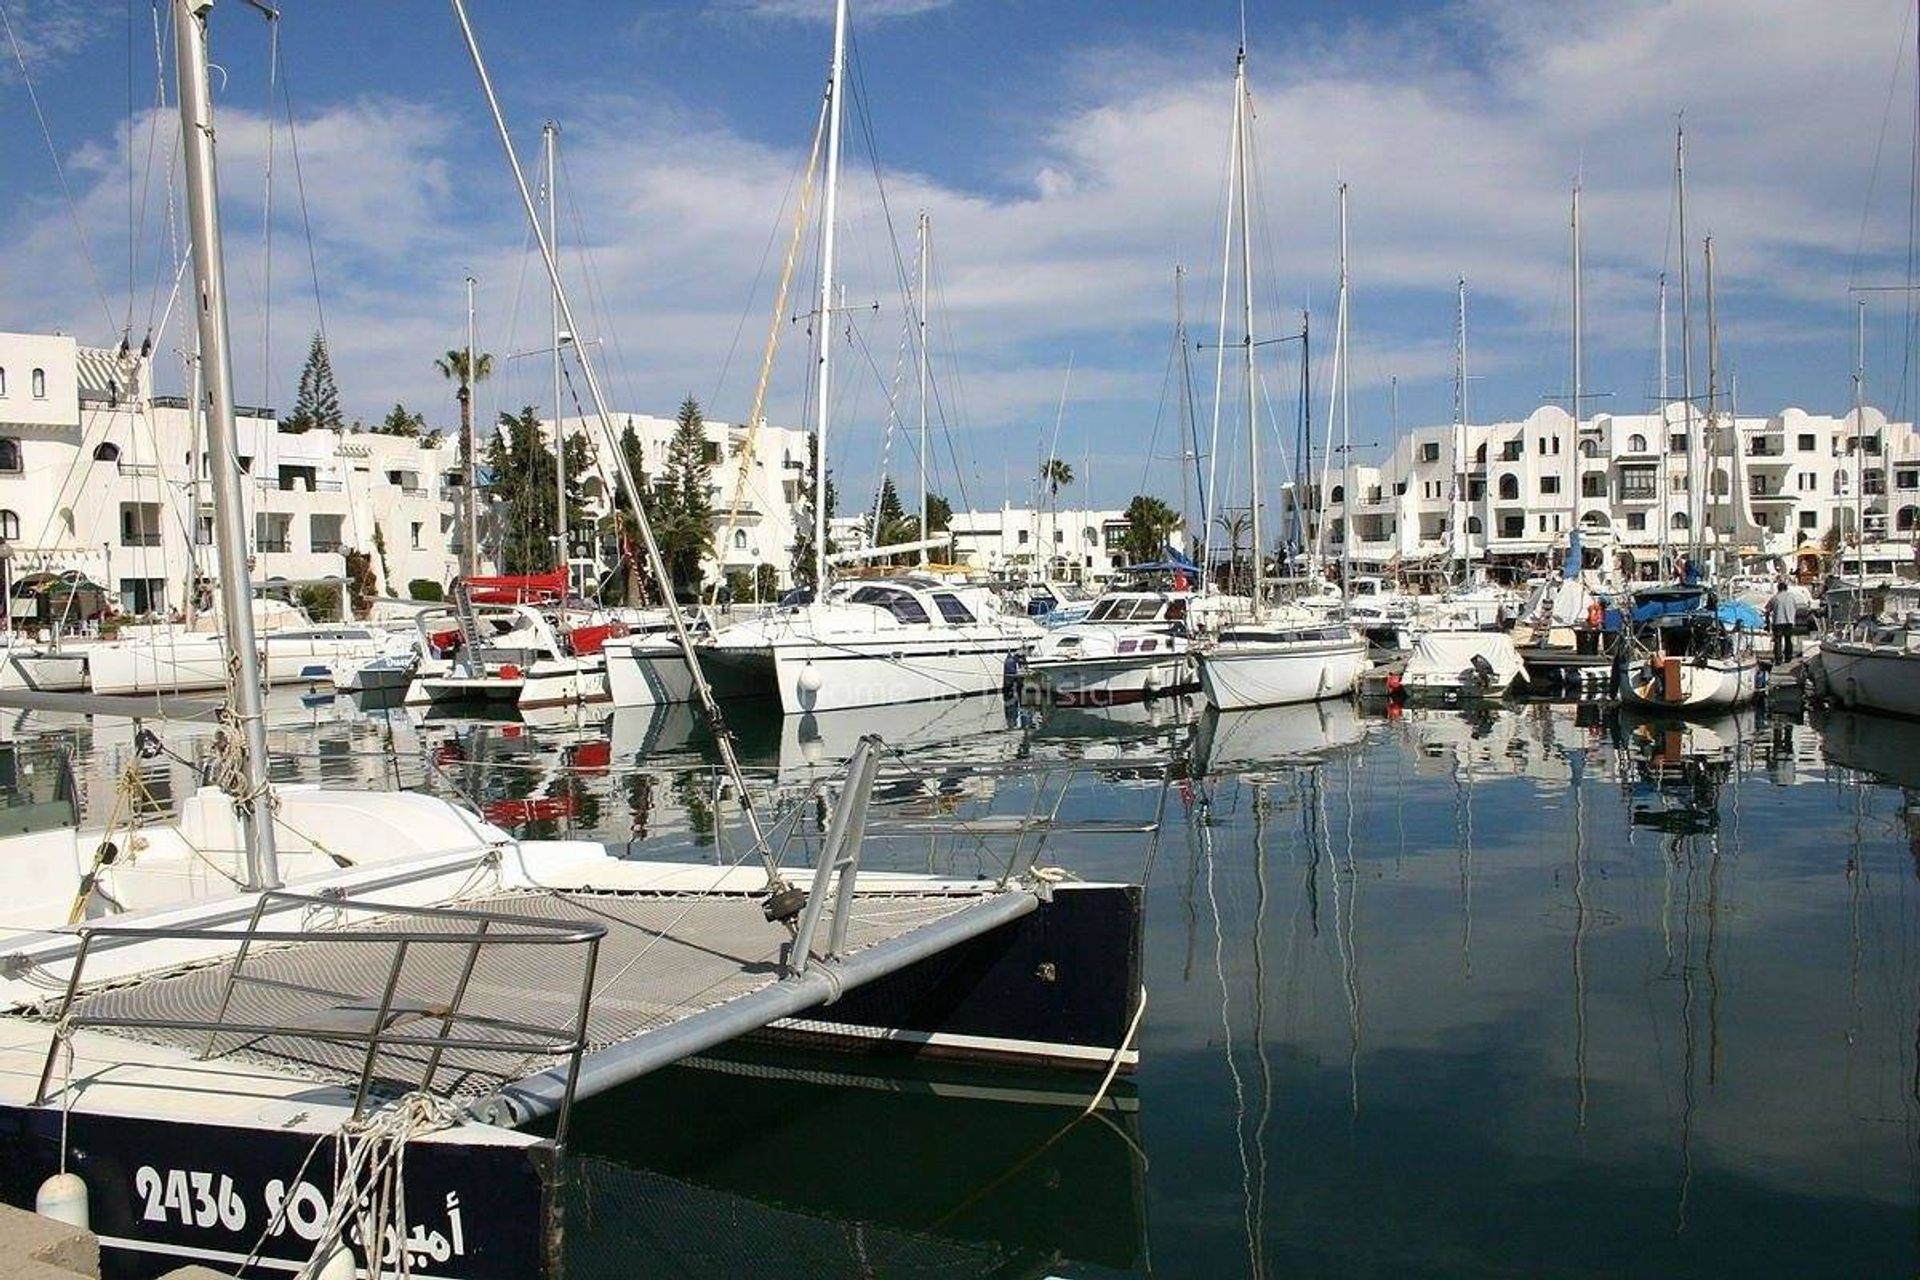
[1088,598,1120,621]
[931,592,976,624]
[849,585,930,624]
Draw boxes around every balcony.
[310,539,344,554]
[120,532,162,548]
[1748,483,1794,504]
[256,538,292,554]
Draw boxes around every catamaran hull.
[1622,657,1757,712]
[87,637,392,696]
[0,1108,557,1280]
[1020,653,1197,706]
[517,656,610,711]
[700,638,1024,714]
[1812,643,1920,718]
[1196,637,1368,711]
[603,637,698,708]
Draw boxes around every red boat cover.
[465,569,567,604]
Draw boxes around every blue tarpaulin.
[1715,600,1765,631]
[1630,586,1709,626]
[1563,529,1582,580]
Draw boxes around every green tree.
[373,402,426,437]
[485,405,590,575]
[791,432,837,590]
[605,420,652,605]
[925,492,952,535]
[283,332,343,434]
[408,578,445,602]
[1120,494,1181,566]
[869,477,918,563]
[654,396,714,598]
[754,563,779,600]
[342,549,378,617]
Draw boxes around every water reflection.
[2,691,1916,1274]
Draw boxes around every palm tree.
[435,348,494,576]
[1039,457,1073,577]
[1216,509,1251,595]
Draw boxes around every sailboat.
[1193,49,1367,713]
[0,6,1144,1273]
[696,0,1039,716]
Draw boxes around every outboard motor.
[1465,652,1496,695]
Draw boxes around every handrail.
[35,890,606,1145]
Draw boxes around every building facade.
[1281,403,1920,579]
[945,505,1188,582]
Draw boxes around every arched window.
[1329,484,1344,504]
[1083,526,1097,547]
[0,511,20,540]
[1474,442,1487,465]
[30,369,45,399]
[1497,473,1519,500]
[92,442,120,463]
[733,528,747,550]
[1579,439,1598,458]
[1580,510,1610,527]
[1711,469,1730,496]
[1670,511,1690,531]
[0,439,22,472]
[1628,433,1647,453]
[1467,516,1483,534]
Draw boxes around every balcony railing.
[310,539,344,554]
[120,532,162,547]
[256,538,292,554]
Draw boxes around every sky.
[3,0,1920,518]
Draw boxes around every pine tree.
[283,332,343,434]
[373,403,425,437]
[658,396,714,597]
[484,406,587,575]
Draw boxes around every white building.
[1283,403,1920,580]
[946,505,1188,583]
[542,411,810,592]
[0,331,462,616]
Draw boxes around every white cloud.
[3,0,1915,511]
[705,0,955,22]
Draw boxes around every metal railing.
[35,890,606,1144]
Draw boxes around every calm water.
[18,691,1920,1277]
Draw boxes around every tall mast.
[1855,298,1866,589]
[812,0,848,592]
[175,0,277,889]
[916,209,929,567]
[1173,264,1192,556]
[1205,59,1243,584]
[1336,181,1353,605]
[1658,272,1669,572]
[546,121,567,587]
[1452,276,1468,576]
[1238,51,1263,618]
[1676,121,1698,562]
[1570,180,1583,534]
[1704,233,1719,557]
[462,274,477,578]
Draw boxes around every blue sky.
[3,0,1918,517]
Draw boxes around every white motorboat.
[405,600,615,712]
[1622,633,1759,712]
[1398,629,1527,699]
[1018,589,1197,706]
[700,577,1036,714]
[1196,621,1369,711]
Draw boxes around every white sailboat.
[696,1,1036,716]
[1194,49,1366,713]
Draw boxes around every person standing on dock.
[1767,579,1798,664]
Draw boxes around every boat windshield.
[849,586,931,624]
[930,593,976,624]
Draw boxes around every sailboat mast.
[174,0,278,889]
[813,0,848,592]
[1337,181,1352,604]
[1658,272,1669,573]
[1238,52,1263,618]
[462,274,477,578]
[1704,233,1719,558]
[546,121,568,586]
[916,209,929,568]
[1570,180,1583,533]
[1452,276,1468,576]
[1207,55,1242,586]
[1676,122,1698,563]
[1855,298,1866,588]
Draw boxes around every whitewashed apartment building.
[945,505,1189,583]
[1284,403,1920,579]
[0,332,461,616]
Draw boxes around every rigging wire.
[1,0,121,338]
[276,62,328,344]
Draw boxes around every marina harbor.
[3,0,1920,1276]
